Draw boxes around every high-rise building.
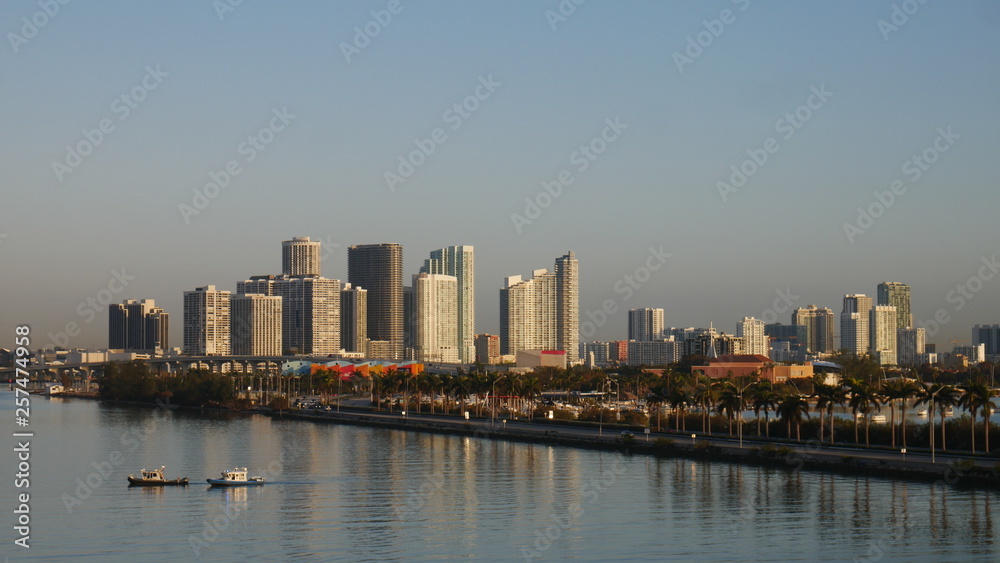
[555,252,579,362]
[972,324,1000,357]
[239,274,340,355]
[870,305,898,365]
[500,251,579,361]
[765,323,807,361]
[109,299,169,353]
[897,327,926,366]
[413,273,459,363]
[627,339,682,366]
[348,243,403,360]
[282,236,322,276]
[183,286,231,356]
[475,334,501,364]
[421,246,475,363]
[841,294,872,356]
[273,276,340,356]
[580,341,611,365]
[737,317,768,356]
[340,283,367,354]
[877,282,911,330]
[792,305,835,353]
[628,308,664,341]
[230,294,282,356]
[609,340,629,363]
[403,285,416,356]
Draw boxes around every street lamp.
[734,380,755,449]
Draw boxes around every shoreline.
[50,392,1000,488]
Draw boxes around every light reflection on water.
[2,393,997,562]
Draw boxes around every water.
[2,393,998,561]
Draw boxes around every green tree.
[960,382,998,454]
[777,393,810,442]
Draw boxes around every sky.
[2,0,999,352]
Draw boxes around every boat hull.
[206,478,265,486]
[128,476,189,486]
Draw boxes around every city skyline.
[3,2,998,352]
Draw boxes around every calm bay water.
[2,392,998,562]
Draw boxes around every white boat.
[206,467,265,486]
[871,414,887,424]
[943,408,955,417]
[917,409,928,416]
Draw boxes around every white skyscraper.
[238,275,341,355]
[183,285,231,356]
[628,308,664,341]
[841,294,872,356]
[737,317,768,356]
[340,283,368,354]
[414,273,459,363]
[500,252,579,361]
[421,245,475,363]
[870,305,898,365]
[282,236,322,276]
[230,294,282,356]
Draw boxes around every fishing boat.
[127,466,189,486]
[207,467,265,486]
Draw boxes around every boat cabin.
[140,467,166,481]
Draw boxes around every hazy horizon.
[2,1,998,352]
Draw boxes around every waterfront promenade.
[273,402,1000,487]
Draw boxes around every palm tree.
[961,382,998,454]
[716,383,742,438]
[848,379,882,447]
[693,379,714,435]
[521,375,542,419]
[751,382,779,439]
[813,383,837,444]
[777,393,810,442]
[668,386,693,432]
[916,383,960,453]
[895,380,920,450]
[647,385,667,431]
[882,379,911,449]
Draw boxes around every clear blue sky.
[2,0,998,351]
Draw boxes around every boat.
[943,408,955,417]
[917,409,928,416]
[127,466,189,486]
[207,467,265,486]
[871,414,887,424]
